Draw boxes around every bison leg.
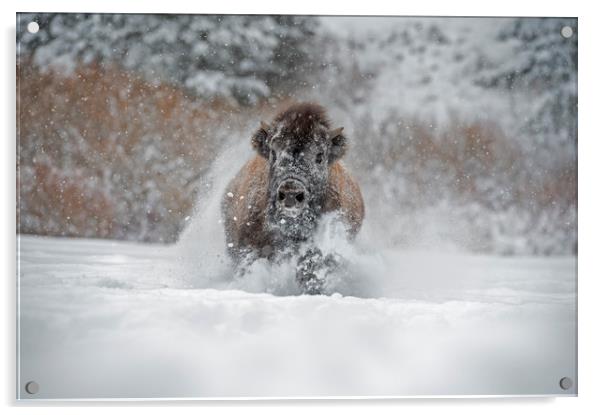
[230,248,260,280]
[296,248,341,295]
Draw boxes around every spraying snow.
[170,144,356,298]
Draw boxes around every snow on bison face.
[252,103,347,241]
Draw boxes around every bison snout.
[277,179,307,212]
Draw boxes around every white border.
[3,0,602,413]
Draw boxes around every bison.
[222,103,364,293]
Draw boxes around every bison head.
[251,103,347,241]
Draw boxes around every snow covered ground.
[17,234,576,399]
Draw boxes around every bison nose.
[277,180,307,210]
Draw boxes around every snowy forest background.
[16,14,577,255]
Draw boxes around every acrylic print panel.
[16,13,577,399]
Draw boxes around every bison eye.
[278,191,286,201]
[270,149,276,160]
[316,152,324,164]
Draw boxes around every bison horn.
[260,121,270,131]
[329,127,344,139]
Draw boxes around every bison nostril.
[277,180,307,209]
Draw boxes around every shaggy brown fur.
[222,103,364,260]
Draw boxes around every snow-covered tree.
[17,13,317,103]
[476,18,577,148]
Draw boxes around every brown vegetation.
[17,63,575,254]
[17,62,236,241]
